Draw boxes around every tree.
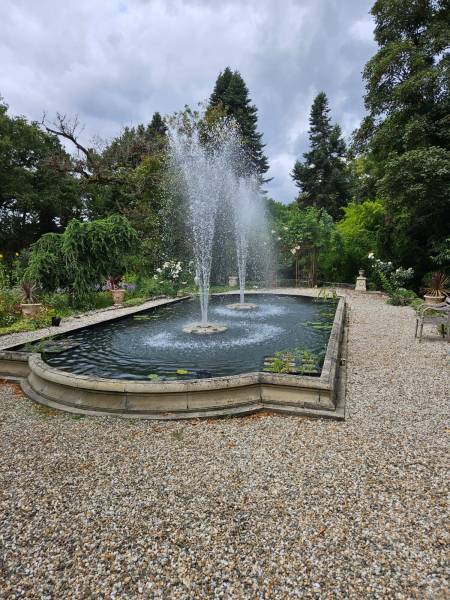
[42,111,170,271]
[0,99,82,255]
[291,92,350,219]
[274,204,336,285]
[336,199,385,281]
[209,67,269,181]
[355,0,450,278]
[26,214,140,307]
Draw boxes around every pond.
[35,294,336,380]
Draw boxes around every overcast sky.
[0,0,376,202]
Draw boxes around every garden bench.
[415,297,450,342]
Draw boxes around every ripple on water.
[141,324,284,350]
[211,303,287,319]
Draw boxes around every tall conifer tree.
[291,92,349,219]
[209,67,269,182]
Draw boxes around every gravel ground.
[0,291,448,599]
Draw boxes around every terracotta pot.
[423,294,445,305]
[110,288,125,305]
[20,303,43,318]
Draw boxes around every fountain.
[227,175,260,311]
[5,114,346,420]
[168,111,263,332]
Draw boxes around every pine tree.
[209,67,269,182]
[291,92,349,219]
[148,112,167,139]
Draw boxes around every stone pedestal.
[355,270,366,292]
[228,276,238,287]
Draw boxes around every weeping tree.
[26,214,140,307]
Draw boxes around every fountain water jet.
[227,175,260,311]
[168,112,243,332]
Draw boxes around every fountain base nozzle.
[183,323,227,335]
[226,303,258,311]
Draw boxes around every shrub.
[92,292,114,310]
[368,253,415,303]
[386,288,417,306]
[0,288,21,327]
[25,214,140,308]
[123,297,147,307]
[40,292,73,317]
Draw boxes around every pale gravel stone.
[0,290,449,599]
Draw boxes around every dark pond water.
[37,294,336,380]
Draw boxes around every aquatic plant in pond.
[39,294,334,380]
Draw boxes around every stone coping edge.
[0,292,347,420]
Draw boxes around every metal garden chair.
[415,297,450,342]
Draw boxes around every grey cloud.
[0,0,376,202]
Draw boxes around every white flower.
[156,268,162,273]
[283,226,288,231]
[153,274,158,280]
[368,252,374,259]
[271,229,276,234]
[290,248,296,255]
[295,245,301,250]
[277,236,281,241]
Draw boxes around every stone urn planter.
[20,303,43,319]
[422,273,448,306]
[20,282,42,318]
[111,288,125,305]
[228,276,238,287]
[423,293,445,305]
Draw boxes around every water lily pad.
[147,373,160,381]
[176,369,189,375]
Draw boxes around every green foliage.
[209,67,269,181]
[133,276,176,298]
[316,288,338,303]
[0,307,54,336]
[377,147,450,273]
[271,203,339,283]
[370,254,416,304]
[0,99,82,255]
[292,92,350,218]
[431,237,450,268]
[40,292,73,316]
[123,296,147,307]
[336,200,385,281]
[264,347,324,375]
[0,287,21,327]
[26,214,140,308]
[355,0,450,281]
[92,292,114,310]
[25,233,68,292]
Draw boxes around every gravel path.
[0,291,448,598]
